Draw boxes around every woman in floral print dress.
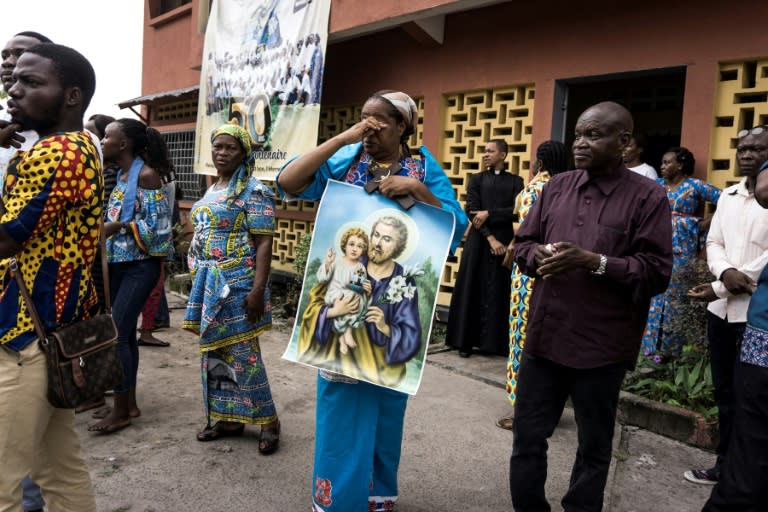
[641,147,720,356]
[499,141,569,429]
[183,124,280,453]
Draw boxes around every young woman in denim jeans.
[88,118,173,434]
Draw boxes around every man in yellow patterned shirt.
[0,43,101,511]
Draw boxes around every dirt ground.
[66,291,716,512]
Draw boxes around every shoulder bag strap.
[10,258,47,341]
[100,219,111,314]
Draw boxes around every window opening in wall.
[554,67,686,173]
[148,0,191,18]
[162,130,206,201]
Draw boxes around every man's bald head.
[572,101,634,176]
[579,101,634,135]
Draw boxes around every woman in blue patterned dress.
[277,90,467,512]
[183,124,280,454]
[641,147,720,356]
[89,119,174,434]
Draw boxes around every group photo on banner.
[282,181,456,395]
[195,0,331,179]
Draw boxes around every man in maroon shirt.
[510,101,672,512]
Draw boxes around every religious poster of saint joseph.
[195,0,331,179]
[283,181,456,395]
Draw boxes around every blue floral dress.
[182,174,277,425]
[641,177,720,355]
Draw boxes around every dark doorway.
[552,67,687,173]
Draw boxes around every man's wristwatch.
[591,254,607,275]
[119,222,128,235]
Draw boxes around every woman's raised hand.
[337,117,385,145]
[278,116,388,195]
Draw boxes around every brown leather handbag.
[11,222,123,409]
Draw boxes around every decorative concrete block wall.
[709,59,768,190]
[438,85,535,305]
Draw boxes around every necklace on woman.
[371,159,395,170]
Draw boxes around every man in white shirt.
[686,125,768,485]
[624,133,658,180]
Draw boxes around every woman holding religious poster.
[182,124,280,454]
[277,90,467,512]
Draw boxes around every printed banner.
[195,0,330,179]
[283,181,456,395]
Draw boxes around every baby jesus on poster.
[315,227,371,355]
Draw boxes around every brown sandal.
[259,420,280,455]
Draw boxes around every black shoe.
[458,350,471,358]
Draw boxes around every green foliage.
[405,257,439,376]
[624,344,718,417]
[284,233,313,316]
[304,257,321,287]
[164,222,192,295]
[293,256,321,317]
[429,321,447,345]
[292,232,313,277]
[166,222,191,275]
[623,258,717,417]
[414,257,438,337]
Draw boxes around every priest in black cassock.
[446,139,524,357]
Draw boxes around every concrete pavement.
[75,298,716,511]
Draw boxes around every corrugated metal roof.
[117,85,199,109]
